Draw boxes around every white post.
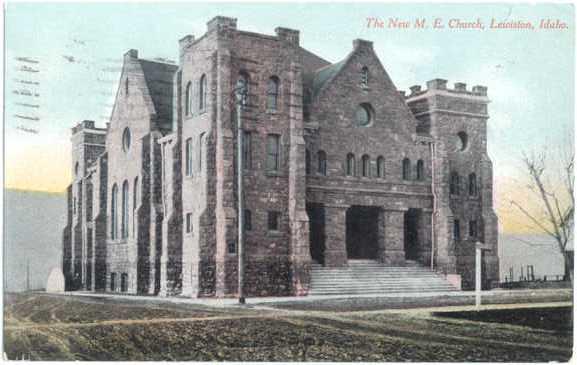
[475,243,482,309]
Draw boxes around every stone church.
[62,16,499,297]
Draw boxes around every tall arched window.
[133,177,139,237]
[305,149,311,175]
[238,72,249,108]
[199,74,207,111]
[361,66,369,88]
[346,153,356,176]
[111,184,118,239]
[185,81,192,116]
[267,76,279,110]
[198,132,205,172]
[121,180,129,239]
[376,156,385,178]
[450,172,460,195]
[361,154,371,177]
[469,173,477,196]
[318,150,327,176]
[416,159,424,181]
[125,78,129,96]
[402,158,411,180]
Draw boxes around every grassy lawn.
[3,292,573,361]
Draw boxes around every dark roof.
[311,60,346,96]
[299,47,331,75]
[138,59,178,126]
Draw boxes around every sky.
[4,2,575,233]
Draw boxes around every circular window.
[457,131,468,151]
[122,127,131,152]
[356,103,373,126]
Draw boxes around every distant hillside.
[4,189,66,292]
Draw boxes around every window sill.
[265,171,284,177]
[267,230,283,237]
[266,109,279,114]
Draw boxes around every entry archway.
[346,206,379,259]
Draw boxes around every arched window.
[346,153,356,176]
[318,150,327,176]
[133,177,138,237]
[361,66,369,87]
[120,273,128,292]
[305,149,311,175]
[111,184,118,239]
[199,74,207,111]
[238,72,249,107]
[267,76,279,110]
[121,180,129,239]
[376,156,385,178]
[125,78,129,97]
[185,81,192,116]
[450,172,460,195]
[198,133,205,172]
[453,219,461,241]
[469,220,478,238]
[416,159,424,181]
[361,155,371,177]
[469,173,477,196]
[402,158,411,180]
[122,127,131,152]
[110,273,116,291]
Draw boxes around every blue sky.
[4,2,575,229]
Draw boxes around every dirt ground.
[3,291,573,361]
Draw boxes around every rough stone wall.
[104,50,174,294]
[92,154,108,291]
[178,30,219,297]
[306,39,433,269]
[406,80,499,289]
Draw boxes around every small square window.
[186,213,193,234]
[268,211,280,231]
[227,241,236,254]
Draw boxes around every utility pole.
[235,78,247,305]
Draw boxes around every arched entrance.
[346,206,379,259]
[307,204,326,265]
[404,208,421,260]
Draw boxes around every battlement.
[207,16,237,33]
[71,120,107,135]
[275,27,300,46]
[404,78,488,99]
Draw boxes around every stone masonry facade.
[62,16,499,297]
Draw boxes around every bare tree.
[510,140,574,282]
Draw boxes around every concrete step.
[309,260,458,296]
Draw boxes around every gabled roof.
[311,59,346,97]
[138,59,178,123]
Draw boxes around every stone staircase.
[309,260,459,296]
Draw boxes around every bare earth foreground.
[3,291,573,361]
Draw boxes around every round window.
[122,127,131,152]
[356,103,373,126]
[456,131,468,151]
